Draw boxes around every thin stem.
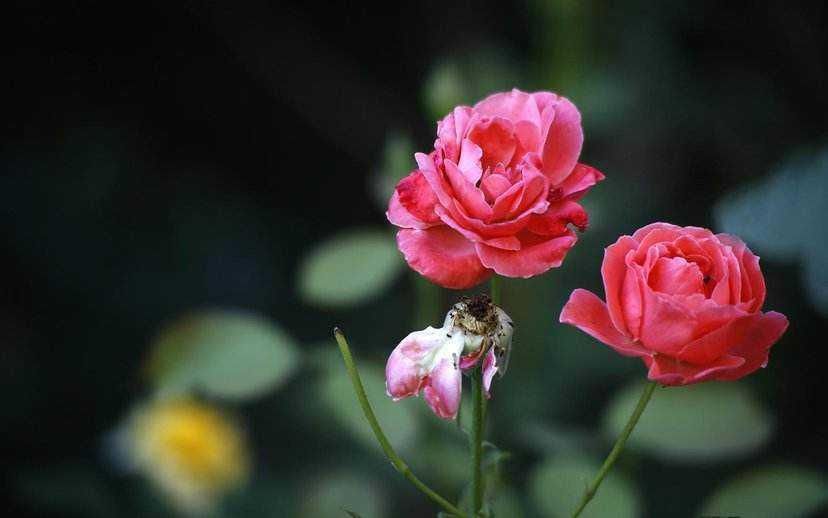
[571,381,658,518]
[333,328,465,518]
[470,368,485,516]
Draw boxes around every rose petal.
[386,327,447,399]
[482,348,497,398]
[396,227,491,289]
[559,289,651,357]
[393,170,440,226]
[468,117,517,172]
[642,353,745,386]
[474,88,542,128]
[541,97,584,185]
[711,311,788,381]
[423,358,462,419]
[602,235,639,336]
[558,163,606,200]
[477,230,577,278]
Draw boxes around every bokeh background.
[3,1,827,517]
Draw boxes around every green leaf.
[369,131,414,210]
[317,351,420,454]
[528,456,640,518]
[298,470,386,518]
[148,310,299,401]
[699,465,828,518]
[298,228,404,308]
[602,381,773,463]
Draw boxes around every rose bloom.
[560,223,788,385]
[388,89,604,289]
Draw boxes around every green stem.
[470,368,485,516]
[333,328,465,518]
[489,275,501,306]
[571,381,658,518]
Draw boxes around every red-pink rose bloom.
[387,89,604,289]
[560,223,789,385]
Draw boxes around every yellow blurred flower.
[126,397,250,514]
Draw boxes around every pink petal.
[396,226,491,289]
[717,233,765,311]
[541,97,584,185]
[647,257,705,296]
[559,289,651,357]
[482,348,497,398]
[423,358,462,419]
[387,191,432,230]
[642,354,745,386]
[601,235,639,336]
[638,284,699,355]
[473,88,542,128]
[467,117,517,171]
[526,200,588,236]
[457,139,484,184]
[385,328,446,400]
[557,163,606,200]
[393,170,440,226]
[476,230,577,278]
[416,152,455,209]
[481,173,512,203]
[710,311,788,381]
[443,160,493,220]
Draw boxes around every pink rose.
[560,223,789,385]
[387,89,604,289]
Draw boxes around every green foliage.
[528,456,640,518]
[603,381,773,463]
[370,131,414,210]
[315,350,421,454]
[147,309,299,401]
[298,228,404,308]
[699,465,828,518]
[297,470,386,518]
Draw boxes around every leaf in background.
[298,228,404,308]
[528,456,640,518]
[699,465,828,518]
[369,131,414,210]
[147,309,299,401]
[298,470,386,518]
[422,47,523,121]
[603,381,772,463]
[317,351,421,455]
[715,146,828,314]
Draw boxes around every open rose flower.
[560,223,788,385]
[386,295,513,419]
[388,89,604,289]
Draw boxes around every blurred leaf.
[603,381,773,463]
[317,350,421,454]
[369,131,414,210]
[528,456,640,518]
[15,464,117,518]
[298,228,404,308]
[343,510,363,518]
[715,145,828,313]
[422,48,523,120]
[149,310,299,401]
[298,470,386,518]
[699,465,828,518]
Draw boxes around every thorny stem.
[571,381,658,518]
[333,328,466,518]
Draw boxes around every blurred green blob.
[298,228,404,308]
[148,309,299,401]
[316,350,421,455]
[603,381,772,463]
[15,464,117,518]
[369,131,415,210]
[528,456,640,518]
[422,48,523,121]
[715,146,828,314]
[298,470,386,518]
[699,465,828,518]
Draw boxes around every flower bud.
[385,295,513,419]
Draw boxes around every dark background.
[2,1,827,517]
